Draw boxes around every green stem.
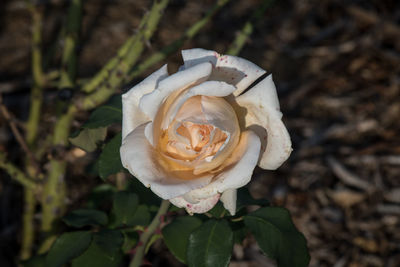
[59,0,82,89]
[226,0,275,56]
[41,105,77,234]
[19,5,46,259]
[40,0,82,242]
[129,200,170,267]
[26,6,44,145]
[81,0,170,110]
[0,153,36,189]
[81,12,149,94]
[20,189,36,260]
[127,0,231,81]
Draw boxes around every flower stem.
[129,200,170,267]
[59,0,82,89]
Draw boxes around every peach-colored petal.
[235,74,292,170]
[181,48,266,96]
[162,81,237,129]
[169,194,220,215]
[192,96,240,175]
[121,65,168,139]
[183,131,261,200]
[120,123,213,199]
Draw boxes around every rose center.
[160,120,228,161]
[153,92,240,178]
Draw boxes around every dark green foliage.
[244,207,310,267]
[187,219,233,267]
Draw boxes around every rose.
[120,48,291,215]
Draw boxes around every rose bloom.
[120,48,291,215]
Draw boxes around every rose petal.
[220,189,237,216]
[235,74,292,170]
[120,123,213,199]
[192,96,240,174]
[181,48,266,96]
[144,122,154,146]
[122,65,168,139]
[162,80,237,129]
[139,62,212,121]
[200,95,239,135]
[182,130,261,200]
[169,194,220,215]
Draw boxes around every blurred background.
[1,0,399,266]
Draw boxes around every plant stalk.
[129,200,170,267]
[40,0,82,242]
[81,0,170,110]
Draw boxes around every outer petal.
[139,62,212,121]
[183,131,261,200]
[120,123,213,199]
[181,48,266,96]
[235,74,292,170]
[220,189,237,216]
[169,194,220,215]
[122,65,168,139]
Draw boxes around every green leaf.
[121,230,139,253]
[231,221,248,244]
[83,95,122,128]
[244,207,310,267]
[208,202,227,218]
[187,219,233,267]
[71,240,123,267]
[46,231,92,267]
[21,255,45,267]
[69,127,107,152]
[162,216,203,263]
[126,178,161,208]
[98,132,124,180]
[86,184,117,209]
[236,187,269,211]
[112,191,139,227]
[93,229,124,254]
[129,204,151,226]
[62,209,108,228]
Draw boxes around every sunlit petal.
[235,74,292,169]
[181,48,266,96]
[139,62,212,121]
[121,65,168,139]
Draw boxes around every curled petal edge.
[181,48,266,96]
[235,74,292,170]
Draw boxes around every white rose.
[120,48,292,215]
